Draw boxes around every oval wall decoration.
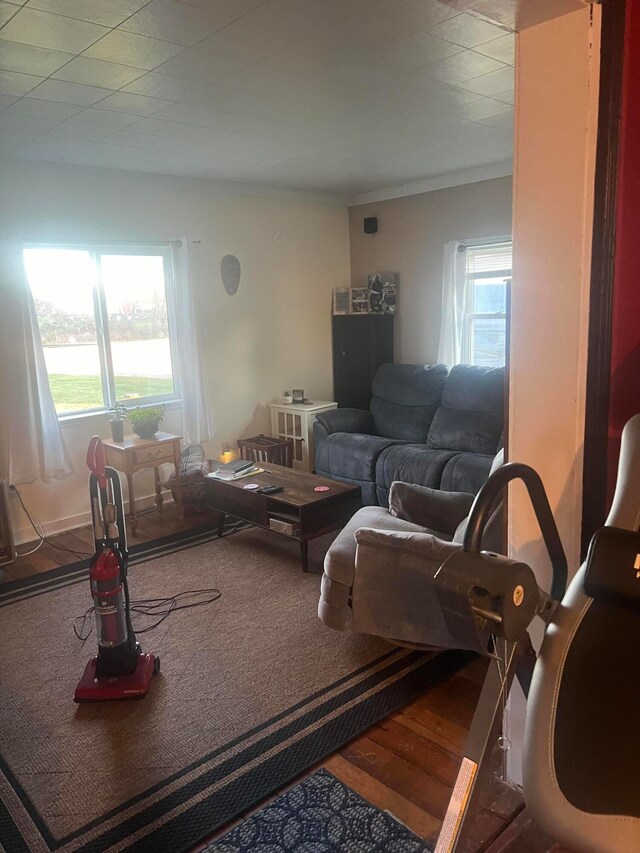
[221,254,241,295]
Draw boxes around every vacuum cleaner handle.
[87,436,108,490]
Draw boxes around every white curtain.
[172,240,215,445]
[0,243,73,485]
[437,240,467,366]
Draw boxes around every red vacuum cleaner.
[74,436,159,702]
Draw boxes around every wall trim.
[12,491,173,547]
[348,161,514,207]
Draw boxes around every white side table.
[269,400,337,471]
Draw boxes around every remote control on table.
[261,485,284,494]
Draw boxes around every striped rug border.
[0,521,242,606]
[0,524,471,853]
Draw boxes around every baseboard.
[13,492,174,546]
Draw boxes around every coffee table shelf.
[203,463,361,571]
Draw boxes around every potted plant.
[109,401,127,442]
[128,405,165,440]
[282,390,293,404]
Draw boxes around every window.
[462,241,512,367]
[23,244,180,417]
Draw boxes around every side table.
[268,400,337,471]
[102,431,183,534]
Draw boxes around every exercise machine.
[433,414,640,852]
[74,436,159,702]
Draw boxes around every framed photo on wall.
[367,272,398,314]
[351,287,369,313]
[332,287,351,314]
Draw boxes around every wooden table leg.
[300,540,309,573]
[126,473,137,535]
[173,441,184,519]
[154,466,164,509]
[217,512,226,537]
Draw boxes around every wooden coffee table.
[203,463,362,571]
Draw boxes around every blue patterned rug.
[207,769,432,852]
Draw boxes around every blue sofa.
[314,363,504,505]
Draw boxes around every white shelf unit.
[269,400,337,471]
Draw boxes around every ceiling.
[0,0,514,197]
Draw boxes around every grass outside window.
[50,374,174,414]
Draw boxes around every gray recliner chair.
[318,450,504,648]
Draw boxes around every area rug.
[206,768,430,852]
[0,524,468,853]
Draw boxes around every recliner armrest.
[313,408,376,439]
[388,481,474,536]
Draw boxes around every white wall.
[506,4,601,783]
[348,177,513,364]
[0,161,350,540]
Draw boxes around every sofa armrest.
[313,408,376,442]
[388,481,474,536]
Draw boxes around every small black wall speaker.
[364,216,378,234]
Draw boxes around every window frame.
[461,238,512,367]
[23,241,182,420]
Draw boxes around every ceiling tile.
[119,0,230,47]
[0,2,20,27]
[446,96,512,121]
[3,96,82,118]
[494,88,514,104]
[83,30,184,70]
[418,50,504,86]
[379,33,462,72]
[0,8,109,53]
[473,34,515,65]
[0,112,63,133]
[154,44,250,83]
[0,41,73,75]
[25,0,148,27]
[124,115,242,147]
[173,0,265,13]
[477,109,513,132]
[0,129,39,154]
[63,106,141,128]
[1,1,514,195]
[373,0,459,31]
[100,128,227,159]
[0,69,44,95]
[45,121,116,140]
[29,78,113,105]
[0,92,18,109]
[427,12,508,49]
[94,91,174,115]
[196,0,352,68]
[457,65,513,96]
[53,56,145,88]
[152,101,280,136]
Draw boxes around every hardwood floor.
[2,504,567,852]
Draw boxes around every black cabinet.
[332,314,394,410]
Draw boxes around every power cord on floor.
[11,486,93,560]
[73,588,222,644]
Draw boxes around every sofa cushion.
[427,364,504,454]
[389,482,474,536]
[375,444,459,506]
[314,432,405,485]
[440,452,495,495]
[370,363,448,442]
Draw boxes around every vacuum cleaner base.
[74,653,159,702]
